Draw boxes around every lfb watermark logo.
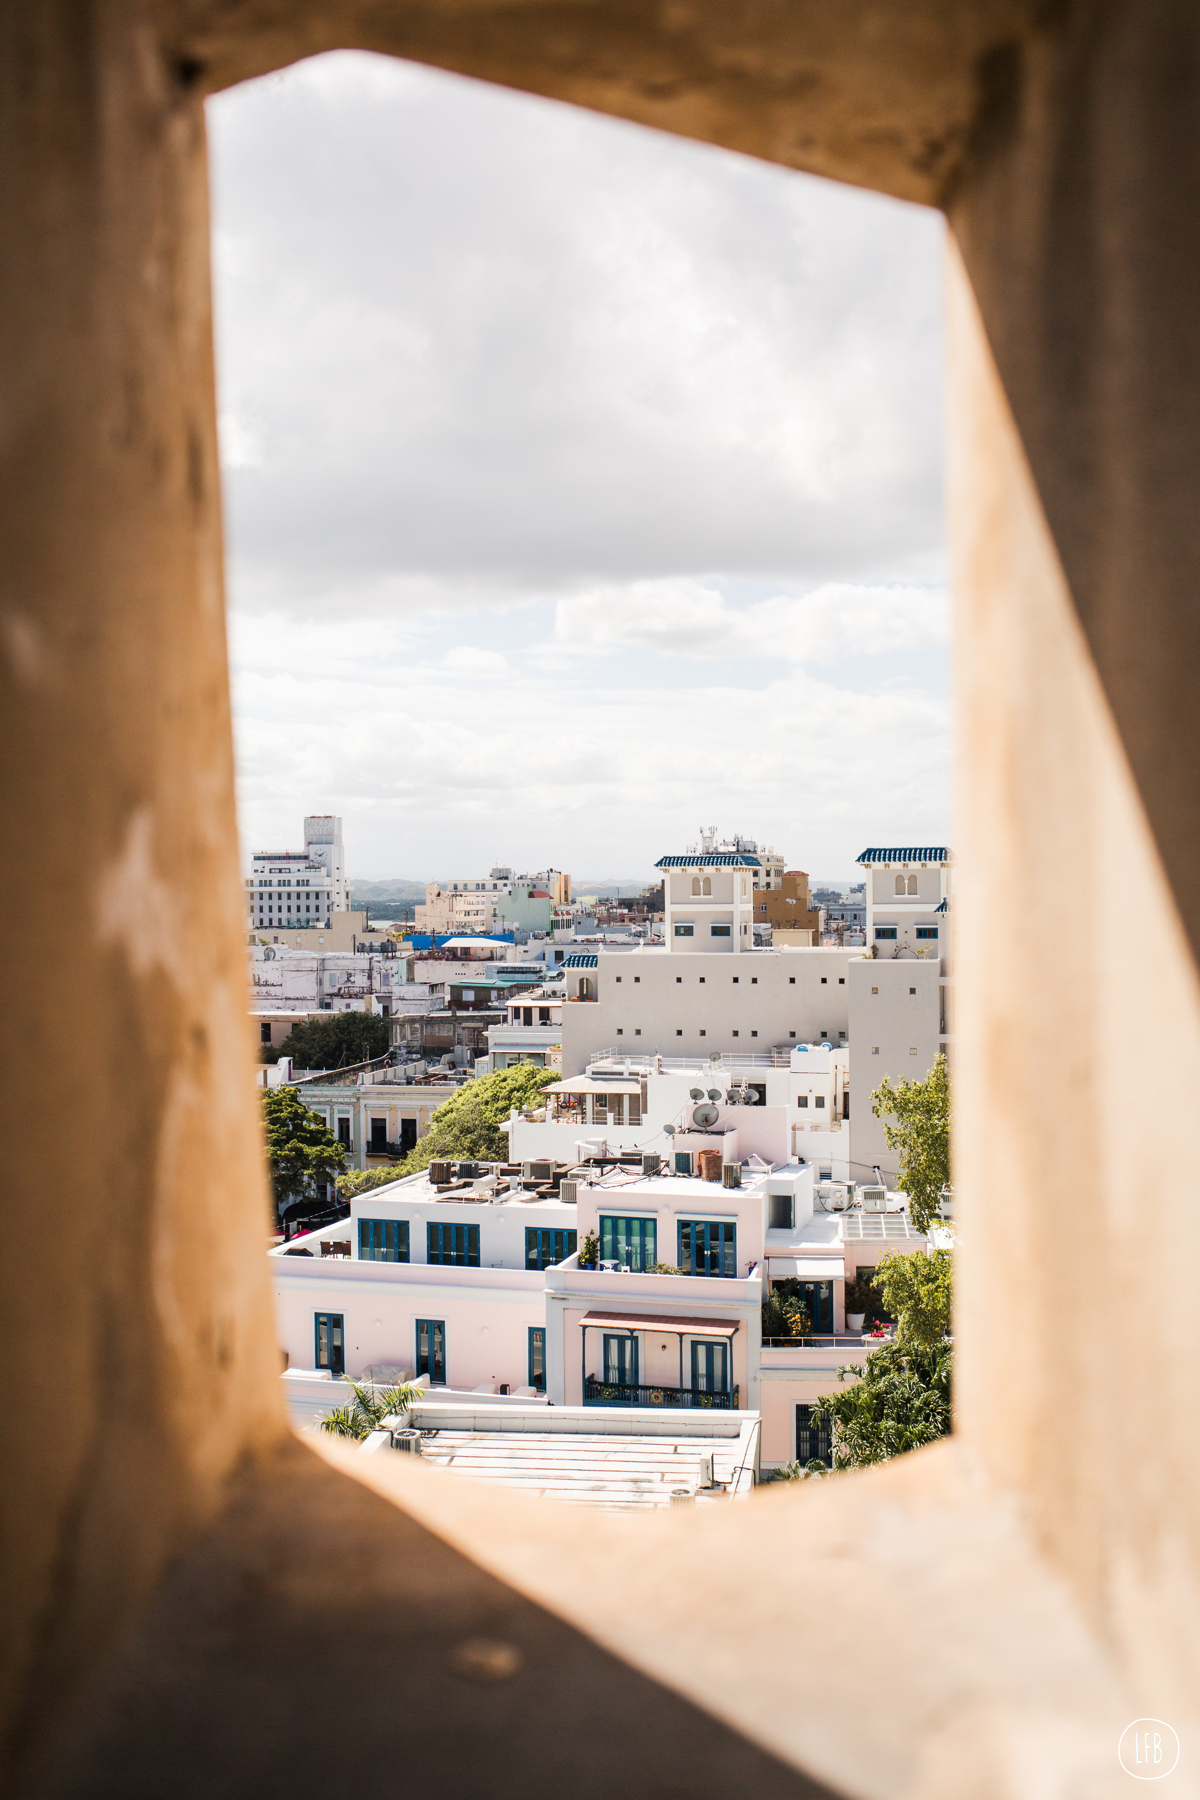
[1119,1720,1180,1780]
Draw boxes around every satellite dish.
[743,1088,760,1104]
[725,1091,739,1105]
[663,1123,677,1136]
[706,1088,723,1102]
[692,1103,720,1127]
[689,1088,705,1101]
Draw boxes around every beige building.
[415,869,560,936]
[753,870,822,944]
[657,851,760,952]
[249,908,370,952]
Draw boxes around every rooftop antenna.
[699,825,718,853]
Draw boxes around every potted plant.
[578,1229,599,1269]
[844,1273,875,1333]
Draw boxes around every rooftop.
[655,854,762,869]
[856,847,952,865]
[375,1400,759,1511]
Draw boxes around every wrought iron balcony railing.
[584,1377,739,1410]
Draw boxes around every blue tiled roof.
[655,853,762,868]
[561,953,599,968]
[856,847,952,865]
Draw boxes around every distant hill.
[349,878,427,917]
[575,878,648,897]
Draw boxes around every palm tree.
[321,1380,423,1441]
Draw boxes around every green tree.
[337,1166,408,1200]
[870,1052,950,1233]
[263,1010,389,1069]
[260,1085,347,1216]
[872,1246,953,1348]
[321,1380,424,1442]
[396,1063,560,1173]
[810,1246,954,1470]
[810,1340,952,1469]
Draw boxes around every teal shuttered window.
[599,1216,656,1271]
[427,1223,479,1266]
[678,1220,737,1278]
[358,1219,408,1262]
[525,1228,577,1271]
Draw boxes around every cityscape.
[255,812,951,1490]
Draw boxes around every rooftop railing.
[761,1333,887,1349]
[585,1047,798,1072]
[584,1377,739,1410]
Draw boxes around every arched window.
[702,876,712,895]
[907,874,918,895]
[692,876,702,895]
[895,874,906,895]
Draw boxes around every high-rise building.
[245,815,351,934]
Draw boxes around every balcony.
[584,1377,739,1410]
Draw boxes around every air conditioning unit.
[722,1163,742,1189]
[428,1160,452,1185]
[559,1178,580,1206]
[641,1153,661,1176]
[390,1428,422,1455]
[522,1159,554,1183]
[860,1185,887,1212]
[456,1161,480,1180]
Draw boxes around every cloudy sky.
[208,51,949,886]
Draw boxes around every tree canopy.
[263,1010,389,1069]
[810,1340,952,1469]
[872,1246,953,1349]
[336,1165,410,1199]
[870,1052,950,1233]
[395,1063,561,1173]
[810,1245,954,1470]
[260,1085,347,1213]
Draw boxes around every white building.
[291,1064,474,1167]
[270,1150,932,1468]
[414,868,567,937]
[249,945,429,1017]
[245,813,351,933]
[857,845,952,971]
[557,943,858,1072]
[657,849,760,953]
[506,1047,850,1184]
[480,987,564,1071]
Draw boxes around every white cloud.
[442,645,510,679]
[229,605,949,878]
[210,54,952,878]
[208,52,945,616]
[552,579,949,664]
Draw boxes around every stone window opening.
[10,14,1192,1800]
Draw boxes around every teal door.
[678,1220,737,1277]
[599,1217,656,1271]
[415,1318,445,1383]
[804,1281,834,1333]
[603,1334,638,1387]
[690,1339,729,1395]
[527,1327,546,1392]
[314,1312,344,1375]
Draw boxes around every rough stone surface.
[4,2,1200,1795]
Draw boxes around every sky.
[208,51,950,886]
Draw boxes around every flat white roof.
[416,1428,744,1510]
